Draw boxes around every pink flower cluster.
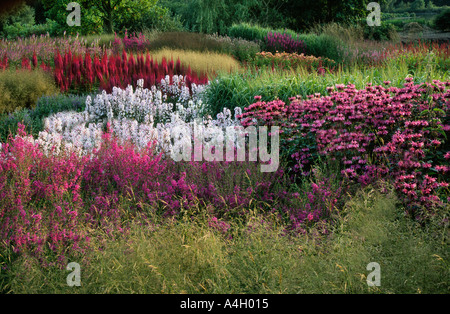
[265,32,306,54]
[208,217,231,237]
[112,30,151,53]
[239,79,450,219]
[2,124,341,263]
[0,124,90,263]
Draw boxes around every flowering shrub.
[238,78,450,221]
[265,32,306,54]
[0,124,91,264]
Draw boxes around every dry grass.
[0,69,58,114]
[310,22,365,44]
[148,48,242,77]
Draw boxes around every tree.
[41,0,103,35]
[160,0,291,33]
[77,0,162,33]
[281,0,385,30]
[434,8,450,31]
[87,0,115,33]
[383,0,397,12]
[0,2,35,35]
[411,0,426,11]
[41,0,164,35]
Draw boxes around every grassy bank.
[3,187,448,294]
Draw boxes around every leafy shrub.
[363,23,398,41]
[0,3,35,35]
[0,94,94,143]
[0,69,58,114]
[227,23,269,42]
[113,2,177,33]
[230,37,261,62]
[434,8,450,31]
[227,23,298,44]
[41,0,104,36]
[297,33,343,63]
[226,23,345,63]
[2,19,58,40]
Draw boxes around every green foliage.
[5,4,35,25]
[139,9,185,32]
[434,8,450,31]
[41,0,173,34]
[0,3,35,37]
[41,0,104,35]
[282,0,377,30]
[363,23,398,41]
[385,17,433,31]
[160,0,379,33]
[107,0,171,33]
[160,0,291,34]
[411,0,426,10]
[0,94,88,143]
[222,36,261,62]
[227,23,269,42]
[0,69,58,115]
[298,33,343,63]
[226,23,343,63]
[160,0,229,34]
[391,0,449,13]
[2,19,58,39]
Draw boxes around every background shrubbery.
[0,94,88,143]
[227,23,343,63]
[433,8,450,31]
[2,19,58,39]
[2,0,449,40]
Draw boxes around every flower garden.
[0,2,449,294]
